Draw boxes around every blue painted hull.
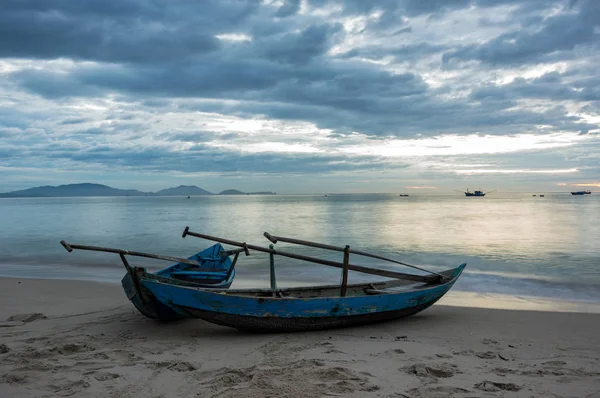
[141,264,466,332]
[120,243,236,321]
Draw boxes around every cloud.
[1,0,599,192]
[276,0,301,18]
[454,168,579,174]
[60,118,89,125]
[442,0,600,66]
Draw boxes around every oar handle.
[182,227,250,256]
[264,232,277,244]
[60,240,73,252]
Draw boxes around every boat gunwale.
[141,263,466,299]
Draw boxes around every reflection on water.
[439,291,600,314]
[1,193,599,309]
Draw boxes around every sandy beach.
[1,277,599,398]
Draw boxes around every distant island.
[0,183,276,198]
[218,189,276,195]
[155,185,213,196]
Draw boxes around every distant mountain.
[0,183,273,198]
[218,189,276,195]
[0,183,150,197]
[155,185,213,196]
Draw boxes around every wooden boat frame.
[138,227,467,332]
[142,264,464,331]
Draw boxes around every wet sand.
[1,277,599,397]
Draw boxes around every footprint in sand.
[405,362,460,381]
[49,378,90,396]
[50,343,96,355]
[475,351,496,359]
[452,349,474,356]
[198,361,378,397]
[482,338,499,345]
[93,372,120,381]
[146,360,198,372]
[6,313,47,323]
[200,366,255,390]
[0,373,28,385]
[542,360,567,367]
[0,344,9,354]
[405,386,472,397]
[498,353,513,361]
[475,380,521,392]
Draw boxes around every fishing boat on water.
[136,227,466,332]
[571,190,591,195]
[60,240,242,321]
[456,189,495,197]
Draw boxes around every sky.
[0,0,599,194]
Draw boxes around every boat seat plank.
[364,289,391,295]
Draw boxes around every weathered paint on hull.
[141,264,465,332]
[121,272,184,321]
[121,268,235,321]
[119,243,237,321]
[177,299,440,332]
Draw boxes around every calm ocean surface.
[1,193,599,311]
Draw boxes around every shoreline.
[1,272,600,314]
[1,277,600,397]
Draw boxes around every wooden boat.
[571,191,585,195]
[140,228,466,332]
[456,189,496,197]
[60,240,244,321]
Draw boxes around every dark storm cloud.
[1,0,599,188]
[3,142,403,175]
[338,43,449,62]
[60,118,89,125]
[4,0,595,139]
[264,23,342,65]
[0,0,270,63]
[166,131,223,143]
[307,0,471,17]
[470,71,600,102]
[276,0,301,17]
[443,0,600,66]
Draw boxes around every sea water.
[1,193,599,312]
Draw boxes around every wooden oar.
[181,227,441,283]
[60,240,226,272]
[263,232,445,279]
